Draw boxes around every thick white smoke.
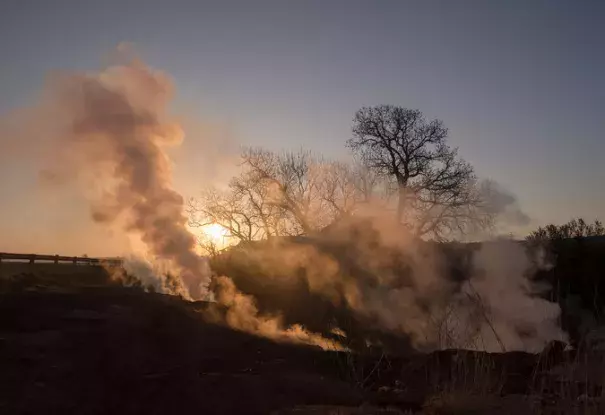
[19,56,210,299]
[457,241,566,352]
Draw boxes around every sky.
[0,0,603,255]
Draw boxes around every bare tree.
[317,161,358,216]
[350,161,394,205]
[188,186,275,243]
[240,147,327,235]
[527,218,605,243]
[189,147,377,243]
[347,105,488,240]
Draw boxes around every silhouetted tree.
[189,147,385,244]
[527,218,604,244]
[238,147,327,234]
[188,187,267,242]
[347,105,487,240]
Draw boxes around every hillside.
[1,268,603,414]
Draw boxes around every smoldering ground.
[210,213,567,353]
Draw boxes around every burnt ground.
[0,270,599,414]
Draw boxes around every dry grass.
[530,346,605,414]
[272,406,409,414]
[423,392,533,415]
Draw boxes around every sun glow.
[201,223,229,245]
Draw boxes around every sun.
[202,223,229,245]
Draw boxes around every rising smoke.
[214,211,567,353]
[455,241,565,352]
[4,51,344,350]
[23,56,210,299]
[210,276,345,350]
[478,179,532,236]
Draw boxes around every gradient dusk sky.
[0,0,603,255]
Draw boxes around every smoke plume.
[24,56,209,299]
[479,179,532,234]
[213,212,567,353]
[210,276,345,350]
[454,241,565,352]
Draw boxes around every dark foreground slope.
[0,272,599,414]
[0,284,375,414]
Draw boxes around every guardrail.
[0,252,123,267]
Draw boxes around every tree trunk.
[397,185,406,224]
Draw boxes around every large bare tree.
[347,105,488,240]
